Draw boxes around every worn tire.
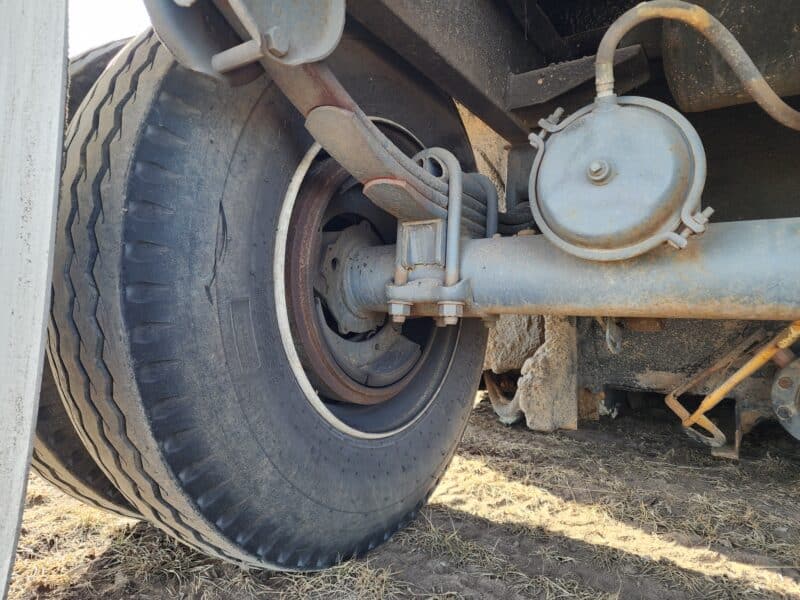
[30,39,138,519]
[50,30,487,568]
[32,363,138,517]
[66,38,130,121]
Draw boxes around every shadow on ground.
[11,397,800,599]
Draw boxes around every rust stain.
[639,4,713,31]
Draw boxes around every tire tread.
[50,32,247,563]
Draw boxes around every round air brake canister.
[530,96,707,261]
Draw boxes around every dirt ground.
[9,394,800,600]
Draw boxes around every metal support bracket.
[386,148,484,327]
[597,317,623,355]
[211,0,345,69]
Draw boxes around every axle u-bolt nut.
[388,300,412,324]
[437,301,464,327]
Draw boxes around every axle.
[345,218,800,322]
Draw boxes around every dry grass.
[9,396,800,599]
[395,515,618,600]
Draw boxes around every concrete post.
[0,2,67,596]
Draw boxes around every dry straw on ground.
[10,396,800,599]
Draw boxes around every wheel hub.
[285,159,430,405]
[316,220,383,335]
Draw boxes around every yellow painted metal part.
[683,321,800,428]
[665,393,726,445]
[663,331,764,446]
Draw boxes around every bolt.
[587,159,611,184]
[779,376,794,390]
[264,26,289,58]
[695,206,715,226]
[776,404,795,421]
[437,301,464,327]
[388,301,412,324]
[173,0,196,6]
[546,107,564,125]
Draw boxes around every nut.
[264,26,289,58]
[388,301,412,324]
[437,301,464,327]
[587,159,611,184]
[778,376,794,390]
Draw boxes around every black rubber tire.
[66,38,131,121]
[29,39,139,519]
[50,30,487,568]
[32,363,138,518]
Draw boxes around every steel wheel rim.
[273,121,462,439]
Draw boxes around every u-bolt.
[427,148,463,287]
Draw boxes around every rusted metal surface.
[506,45,648,110]
[579,319,777,399]
[622,318,666,333]
[684,321,800,428]
[771,359,800,440]
[346,219,800,322]
[209,3,499,240]
[247,51,494,238]
[285,160,425,405]
[347,0,541,142]
[710,397,774,459]
[774,349,798,370]
[664,331,765,447]
[595,0,800,130]
[663,0,800,113]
